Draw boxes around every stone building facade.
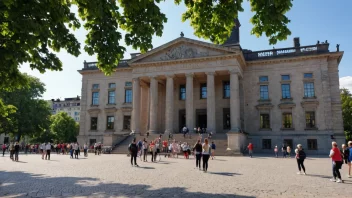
[77,24,344,154]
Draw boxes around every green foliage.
[1,0,293,89]
[341,88,352,141]
[0,74,52,140]
[50,112,79,143]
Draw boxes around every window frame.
[260,85,269,100]
[305,111,316,129]
[106,116,115,130]
[125,82,132,87]
[223,81,230,99]
[109,83,116,89]
[200,83,207,99]
[304,82,315,98]
[123,116,131,130]
[307,139,318,150]
[260,114,271,129]
[90,117,98,130]
[179,85,186,100]
[92,84,99,89]
[281,75,290,81]
[262,139,272,149]
[259,76,269,82]
[304,73,313,78]
[108,91,115,104]
[282,113,293,129]
[92,92,99,105]
[125,89,132,103]
[281,84,291,99]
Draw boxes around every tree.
[0,74,52,140]
[50,112,79,143]
[341,88,352,141]
[0,0,293,89]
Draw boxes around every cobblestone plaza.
[0,154,351,198]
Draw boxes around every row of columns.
[131,71,241,134]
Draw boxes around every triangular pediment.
[129,37,237,65]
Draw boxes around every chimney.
[293,37,300,48]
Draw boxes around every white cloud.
[339,76,352,91]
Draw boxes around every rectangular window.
[107,116,114,130]
[259,76,268,82]
[260,114,270,129]
[305,112,316,128]
[281,75,290,81]
[304,73,313,78]
[109,83,116,88]
[108,91,115,104]
[307,139,318,150]
[304,82,315,98]
[200,83,207,99]
[223,81,230,98]
[125,82,132,87]
[262,139,272,149]
[123,116,131,130]
[281,84,291,99]
[92,92,99,105]
[180,85,186,100]
[282,113,293,129]
[125,89,132,103]
[92,84,99,89]
[260,85,269,100]
[90,117,98,130]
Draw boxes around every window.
[109,83,116,89]
[262,139,272,149]
[304,82,315,98]
[89,139,96,146]
[125,82,132,87]
[282,113,293,129]
[200,83,207,99]
[304,73,313,78]
[92,92,99,105]
[281,75,290,81]
[260,85,269,100]
[307,139,318,150]
[305,112,316,128]
[179,85,186,100]
[90,117,97,130]
[223,81,230,98]
[125,89,132,103]
[107,116,114,130]
[108,91,115,104]
[123,116,131,130]
[281,84,291,99]
[92,84,99,89]
[260,114,270,129]
[259,76,268,82]
[223,108,231,129]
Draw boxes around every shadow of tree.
[0,171,255,197]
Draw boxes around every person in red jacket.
[247,143,253,158]
[329,141,343,183]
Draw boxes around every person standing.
[347,141,352,178]
[128,138,139,167]
[45,142,51,160]
[193,140,202,170]
[274,146,278,158]
[202,138,211,173]
[247,143,253,158]
[2,143,6,157]
[150,141,156,162]
[9,142,14,160]
[74,142,79,159]
[84,143,88,157]
[287,146,291,158]
[211,141,216,160]
[14,142,20,162]
[295,144,306,175]
[329,141,343,183]
[282,144,287,158]
[41,142,46,159]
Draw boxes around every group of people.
[2,142,20,161]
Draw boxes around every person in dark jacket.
[129,138,139,167]
[295,144,306,175]
[14,142,20,162]
[193,140,203,170]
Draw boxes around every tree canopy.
[50,112,79,143]
[0,0,293,89]
[341,88,352,141]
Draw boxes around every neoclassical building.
[77,22,344,154]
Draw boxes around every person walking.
[74,142,79,159]
[9,142,14,160]
[287,146,291,158]
[282,144,287,158]
[45,142,51,160]
[41,142,46,160]
[347,141,352,178]
[274,145,278,158]
[84,143,88,157]
[193,140,202,170]
[342,144,351,178]
[329,141,343,183]
[295,144,306,175]
[150,141,156,162]
[211,141,216,160]
[143,140,148,162]
[128,138,139,167]
[14,142,20,162]
[202,138,211,173]
[2,143,6,157]
[247,143,253,158]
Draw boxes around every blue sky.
[19,0,352,100]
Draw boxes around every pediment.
[129,37,236,65]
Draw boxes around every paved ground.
[0,153,351,198]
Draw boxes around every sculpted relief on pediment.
[159,45,209,61]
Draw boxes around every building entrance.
[196,109,207,130]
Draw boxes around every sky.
[19,0,352,100]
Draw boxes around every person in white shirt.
[45,142,51,160]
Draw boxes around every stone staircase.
[111,133,234,156]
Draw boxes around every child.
[274,146,278,158]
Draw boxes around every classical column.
[230,70,241,131]
[206,72,216,133]
[186,73,194,131]
[131,78,141,133]
[149,76,158,133]
[165,75,174,134]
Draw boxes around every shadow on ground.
[0,171,255,197]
